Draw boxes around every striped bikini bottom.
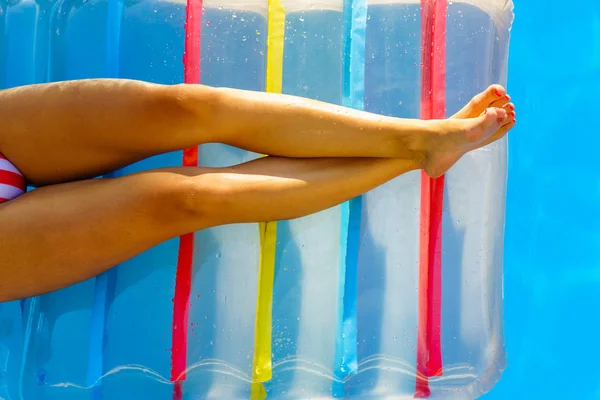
[0,153,26,204]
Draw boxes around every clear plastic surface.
[0,0,513,398]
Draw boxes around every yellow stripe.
[251,0,285,398]
[265,0,285,93]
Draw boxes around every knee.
[152,83,223,140]
[150,172,237,230]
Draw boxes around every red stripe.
[0,169,25,190]
[416,0,446,397]
[171,0,202,398]
[0,153,6,160]
[0,197,8,203]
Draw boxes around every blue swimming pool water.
[483,0,600,398]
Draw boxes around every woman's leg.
[0,155,417,302]
[0,79,513,185]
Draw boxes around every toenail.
[494,89,502,96]
[510,111,516,117]
[505,95,511,101]
[509,104,515,110]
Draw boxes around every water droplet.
[299,16,305,22]
[216,252,222,259]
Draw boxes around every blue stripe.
[333,0,367,396]
[87,0,124,397]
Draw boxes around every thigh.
[0,170,196,302]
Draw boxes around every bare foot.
[422,85,516,178]
[453,84,516,147]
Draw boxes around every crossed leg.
[0,83,515,302]
[0,79,513,185]
[0,157,419,301]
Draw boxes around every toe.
[503,102,515,112]
[453,85,507,118]
[504,110,516,125]
[465,107,506,142]
[480,119,516,147]
[485,84,507,100]
[500,103,515,125]
[482,107,508,126]
[475,85,507,107]
[491,94,511,109]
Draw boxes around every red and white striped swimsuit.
[0,153,26,204]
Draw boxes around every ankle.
[392,118,437,166]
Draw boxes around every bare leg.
[0,156,417,302]
[0,79,513,185]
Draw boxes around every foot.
[422,85,516,178]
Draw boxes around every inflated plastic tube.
[343,3,422,398]
[188,1,267,398]
[262,0,347,398]
[415,0,446,397]
[86,1,124,398]
[170,0,202,398]
[249,1,285,398]
[15,4,119,399]
[332,0,367,397]
[0,2,55,400]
